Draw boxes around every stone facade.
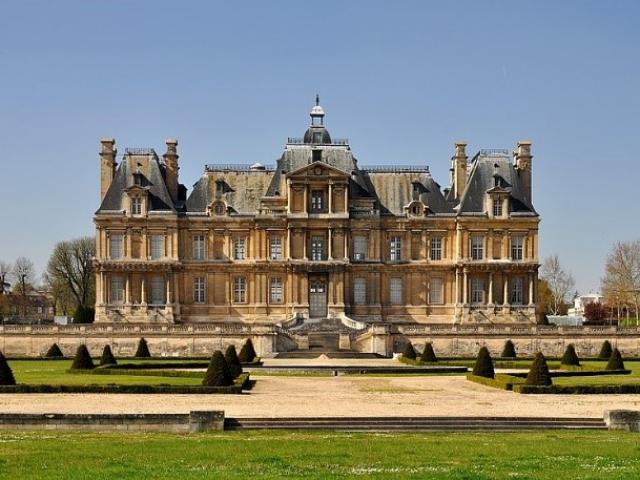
[94,99,539,325]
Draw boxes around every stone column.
[462,269,468,305]
[528,272,535,306]
[503,275,509,307]
[166,276,172,306]
[455,268,460,305]
[140,277,147,306]
[125,275,131,305]
[488,272,494,305]
[328,183,333,213]
[303,185,308,213]
[343,230,348,260]
[328,228,333,260]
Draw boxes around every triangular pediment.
[287,161,350,179]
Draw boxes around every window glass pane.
[150,276,164,304]
[270,236,282,260]
[110,276,124,303]
[193,276,205,303]
[110,234,123,259]
[390,236,402,261]
[150,235,164,259]
[270,277,283,303]
[311,191,324,211]
[390,278,402,305]
[132,198,141,215]
[353,236,366,260]
[311,236,325,261]
[430,278,443,304]
[511,235,524,261]
[471,277,484,304]
[193,234,205,260]
[234,277,246,303]
[430,237,442,261]
[234,238,245,260]
[493,199,502,217]
[471,235,484,260]
[511,277,523,304]
[354,278,367,305]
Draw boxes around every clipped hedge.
[514,383,640,395]
[472,347,495,379]
[420,343,438,363]
[70,345,95,370]
[402,342,417,360]
[0,352,16,386]
[135,338,151,358]
[501,340,517,359]
[44,343,64,359]
[224,345,243,378]
[561,344,580,367]
[100,345,117,366]
[598,340,613,360]
[203,351,233,387]
[466,374,523,391]
[525,352,552,386]
[107,362,210,370]
[606,348,625,371]
[238,339,257,363]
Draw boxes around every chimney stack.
[100,138,117,201]
[514,140,532,204]
[163,138,179,202]
[451,141,468,200]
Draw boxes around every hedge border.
[466,374,524,391]
[514,383,640,394]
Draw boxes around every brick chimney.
[451,141,468,200]
[163,139,179,202]
[100,138,117,201]
[514,140,532,204]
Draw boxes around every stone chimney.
[451,141,468,200]
[100,138,117,201]
[163,139,179,202]
[514,140,532,204]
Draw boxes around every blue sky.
[1,1,639,293]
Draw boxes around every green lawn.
[0,430,639,479]
[9,360,204,386]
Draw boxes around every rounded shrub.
[99,345,117,366]
[606,348,625,371]
[134,338,151,358]
[525,352,552,386]
[70,345,95,370]
[202,350,233,387]
[224,345,243,378]
[402,342,417,360]
[561,344,581,367]
[420,343,438,363]
[501,340,517,359]
[472,346,495,379]
[0,352,16,386]
[598,340,613,360]
[45,343,64,358]
[73,305,95,324]
[238,339,257,363]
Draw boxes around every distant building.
[567,292,604,317]
[94,98,539,325]
[1,291,55,323]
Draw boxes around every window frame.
[234,237,246,260]
[193,276,206,304]
[131,197,142,216]
[511,235,524,261]
[310,190,325,212]
[430,236,442,261]
[109,234,123,260]
[270,235,282,260]
[511,277,524,305]
[430,277,444,305]
[493,198,503,217]
[150,276,164,305]
[389,235,402,262]
[192,234,206,261]
[311,235,325,261]
[471,235,484,261]
[352,235,367,261]
[233,277,247,303]
[109,276,124,304]
[471,277,485,304]
[353,278,367,305]
[389,277,403,305]
[150,234,164,260]
[270,277,283,303]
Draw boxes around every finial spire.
[315,94,320,106]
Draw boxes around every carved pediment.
[287,161,350,179]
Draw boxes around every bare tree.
[11,256,36,317]
[46,237,96,311]
[540,255,575,315]
[602,240,640,325]
[0,261,11,295]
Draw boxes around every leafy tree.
[11,257,36,318]
[525,352,552,386]
[602,240,640,324]
[135,338,151,358]
[70,345,95,370]
[472,347,495,379]
[402,341,417,360]
[501,340,517,358]
[100,345,117,366]
[540,255,575,315]
[598,340,613,360]
[45,343,64,358]
[561,344,580,367]
[238,339,257,363]
[606,348,626,371]
[224,345,243,378]
[0,352,16,385]
[420,343,437,363]
[0,261,11,295]
[202,350,233,387]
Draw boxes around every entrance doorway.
[309,275,328,318]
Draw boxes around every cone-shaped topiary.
[134,338,151,358]
[224,345,243,378]
[202,350,233,387]
[45,343,64,358]
[238,339,257,363]
[501,340,517,359]
[606,348,625,371]
[0,352,16,386]
[99,345,117,366]
[561,344,581,366]
[70,344,95,370]
[598,340,613,360]
[402,342,417,360]
[525,352,552,386]
[420,343,438,363]
[472,346,495,379]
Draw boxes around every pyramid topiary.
[561,344,581,367]
[420,343,438,363]
[525,352,552,386]
[134,338,151,358]
[202,350,233,387]
[224,345,243,378]
[45,343,64,358]
[598,340,613,360]
[402,342,417,360]
[0,352,16,386]
[501,340,517,359]
[606,348,625,371]
[70,344,95,370]
[238,339,257,363]
[472,346,495,379]
[99,345,117,366]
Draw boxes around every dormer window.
[310,190,324,212]
[212,202,226,216]
[131,197,142,216]
[312,149,322,162]
[493,198,502,217]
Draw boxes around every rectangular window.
[390,278,403,305]
[493,198,503,217]
[234,277,246,303]
[270,236,282,260]
[311,236,325,261]
[150,276,164,305]
[471,235,484,260]
[193,234,206,260]
[193,276,205,304]
[511,277,523,305]
[109,276,124,303]
[390,236,402,261]
[131,197,142,215]
[150,235,164,259]
[312,149,322,162]
[354,278,367,305]
[430,236,442,261]
[511,235,524,261]
[109,234,123,259]
[353,236,367,261]
[430,278,443,305]
[234,237,246,260]
[471,277,485,304]
[311,190,324,212]
[270,277,283,303]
